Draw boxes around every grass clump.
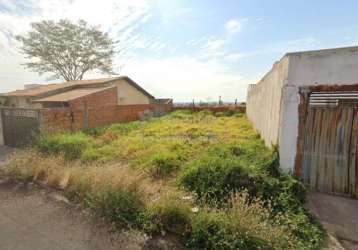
[187,193,293,250]
[179,142,277,204]
[149,152,183,178]
[37,132,92,160]
[86,185,145,228]
[141,194,193,235]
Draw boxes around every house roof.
[2,77,118,97]
[2,76,155,99]
[33,87,113,103]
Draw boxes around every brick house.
[0,77,172,146]
[0,76,157,108]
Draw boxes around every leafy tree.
[16,19,116,81]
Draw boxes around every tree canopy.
[17,19,117,81]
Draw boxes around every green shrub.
[180,154,267,204]
[187,210,240,250]
[179,143,325,249]
[186,193,292,250]
[85,185,145,228]
[37,132,91,160]
[150,152,182,177]
[141,195,192,235]
[284,209,326,249]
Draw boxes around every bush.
[85,185,145,228]
[179,142,325,249]
[186,193,293,250]
[284,209,326,249]
[37,132,91,160]
[141,195,192,235]
[150,152,182,177]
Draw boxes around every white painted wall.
[116,79,152,105]
[247,46,358,172]
[246,56,289,147]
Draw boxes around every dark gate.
[300,90,358,196]
[1,108,41,147]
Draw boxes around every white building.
[247,46,358,197]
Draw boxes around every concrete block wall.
[246,56,289,148]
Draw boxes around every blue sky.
[1,0,358,102]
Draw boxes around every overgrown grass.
[187,193,295,250]
[2,110,326,249]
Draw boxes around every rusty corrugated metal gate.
[299,89,358,196]
[1,108,41,147]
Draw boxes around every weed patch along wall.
[1,110,326,249]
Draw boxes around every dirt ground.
[0,180,183,250]
[308,192,358,250]
[0,181,145,250]
[0,146,183,250]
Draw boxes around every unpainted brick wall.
[173,105,246,113]
[40,87,172,132]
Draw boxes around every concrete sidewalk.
[308,192,358,250]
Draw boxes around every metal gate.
[301,91,358,196]
[1,108,41,147]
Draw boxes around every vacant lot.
[1,110,326,249]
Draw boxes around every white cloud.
[225,53,248,61]
[0,0,250,101]
[0,0,152,91]
[225,19,243,34]
[203,37,226,51]
[122,55,246,102]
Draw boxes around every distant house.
[246,46,358,197]
[0,76,157,108]
[0,76,172,147]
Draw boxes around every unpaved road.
[0,146,142,250]
[0,182,146,250]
